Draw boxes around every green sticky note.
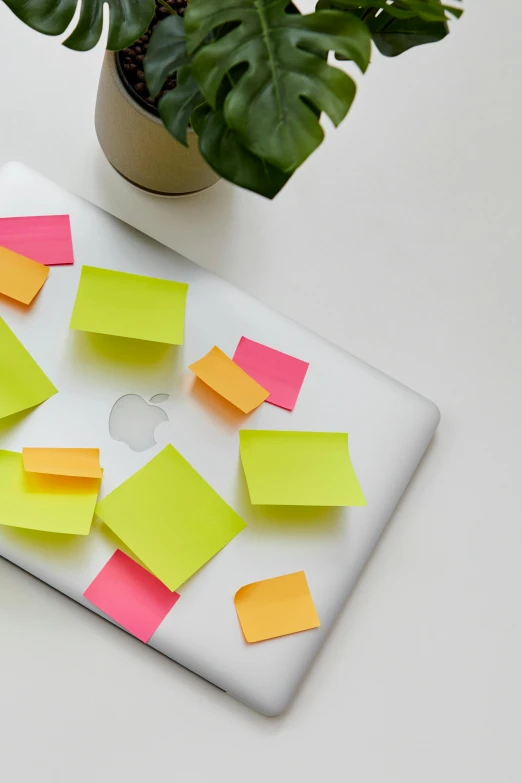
[0,316,57,420]
[70,266,188,344]
[95,444,246,591]
[240,430,366,506]
[0,450,101,534]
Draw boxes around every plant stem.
[156,0,177,15]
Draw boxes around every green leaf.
[158,66,204,146]
[2,0,76,36]
[145,15,205,149]
[185,0,371,172]
[2,0,155,51]
[191,104,291,200]
[366,11,449,56]
[144,15,190,98]
[316,0,459,57]
[316,0,461,22]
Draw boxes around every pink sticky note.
[83,550,180,643]
[0,215,74,266]
[232,337,309,411]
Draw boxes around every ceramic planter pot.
[95,52,220,196]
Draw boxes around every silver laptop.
[0,162,440,715]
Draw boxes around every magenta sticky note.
[0,215,74,266]
[83,550,180,643]
[232,337,309,411]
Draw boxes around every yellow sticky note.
[240,430,366,506]
[189,346,269,414]
[95,444,246,591]
[0,450,101,535]
[235,571,320,643]
[0,245,49,304]
[22,448,102,479]
[70,266,188,344]
[0,316,57,420]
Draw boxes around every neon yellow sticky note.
[95,444,246,591]
[0,245,49,304]
[235,571,320,643]
[70,266,188,344]
[0,316,57,420]
[22,448,102,479]
[0,450,101,535]
[240,430,366,506]
[189,346,269,413]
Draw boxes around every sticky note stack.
[240,430,366,507]
[70,266,188,344]
[22,448,103,479]
[235,571,320,643]
[233,337,309,411]
[0,247,49,305]
[188,338,310,414]
[0,449,102,535]
[0,214,74,304]
[0,317,57,420]
[95,444,246,591]
[84,550,180,643]
[0,215,74,266]
[189,346,269,413]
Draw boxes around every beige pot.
[95,52,220,196]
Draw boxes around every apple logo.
[109,394,169,452]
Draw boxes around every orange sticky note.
[22,448,102,479]
[189,346,269,414]
[234,571,320,643]
[0,245,49,305]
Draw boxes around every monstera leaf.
[365,11,448,56]
[145,14,288,195]
[144,14,190,98]
[316,0,462,57]
[144,15,203,147]
[316,0,462,21]
[157,66,205,147]
[184,0,372,172]
[2,0,155,51]
[191,104,291,199]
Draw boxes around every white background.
[1,0,521,780]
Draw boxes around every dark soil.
[117,0,189,114]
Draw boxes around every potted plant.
[2,0,462,197]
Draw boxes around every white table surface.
[1,1,521,780]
